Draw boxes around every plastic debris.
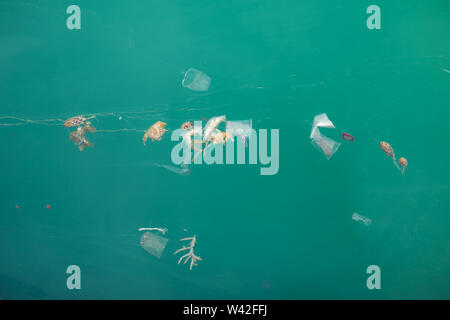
[203,115,226,142]
[398,157,408,175]
[64,115,95,128]
[15,204,22,210]
[380,141,400,170]
[138,227,168,235]
[173,235,202,270]
[311,129,341,160]
[342,132,354,142]
[46,204,51,209]
[226,119,253,144]
[181,121,193,130]
[154,163,190,176]
[140,231,168,259]
[182,68,211,92]
[182,125,203,150]
[352,212,372,226]
[69,121,96,151]
[309,113,341,159]
[310,113,335,139]
[143,121,167,145]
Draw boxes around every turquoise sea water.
[0,1,449,299]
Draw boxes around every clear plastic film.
[310,113,335,139]
[139,231,168,259]
[352,212,372,227]
[311,129,341,160]
[226,119,253,138]
[182,68,211,92]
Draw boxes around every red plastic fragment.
[342,132,354,142]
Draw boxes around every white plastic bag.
[311,129,341,160]
[310,113,335,139]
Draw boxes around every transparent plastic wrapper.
[310,113,335,139]
[226,119,253,138]
[140,231,168,259]
[154,163,190,176]
[311,129,341,160]
[352,212,372,227]
[182,68,211,91]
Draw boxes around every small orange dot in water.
[46,204,51,209]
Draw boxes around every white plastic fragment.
[352,212,372,227]
[310,113,335,139]
[226,119,253,138]
[203,115,226,141]
[140,231,168,259]
[182,68,211,92]
[311,129,341,160]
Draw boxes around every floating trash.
[226,119,253,140]
[342,132,354,142]
[203,115,226,142]
[138,226,168,235]
[140,231,168,259]
[311,129,341,160]
[173,235,202,271]
[182,68,211,92]
[69,121,96,151]
[380,141,400,170]
[310,113,335,139]
[64,115,95,128]
[398,157,408,175]
[181,121,193,130]
[143,121,167,145]
[352,212,372,226]
[154,163,190,176]
[15,204,22,210]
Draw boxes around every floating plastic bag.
[311,129,341,160]
[182,68,211,91]
[352,212,372,226]
[310,113,335,139]
[140,231,168,259]
[226,119,253,138]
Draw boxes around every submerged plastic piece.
[203,115,226,141]
[69,121,96,151]
[140,231,168,259]
[143,121,167,145]
[352,213,372,226]
[154,163,190,176]
[311,129,341,160]
[182,68,211,92]
[342,132,354,142]
[310,113,335,139]
[226,119,253,138]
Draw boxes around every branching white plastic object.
[173,235,202,270]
